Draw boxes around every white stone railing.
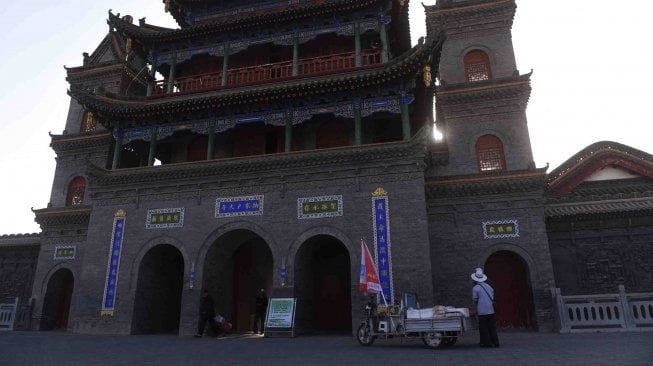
[552,285,653,333]
[0,298,19,331]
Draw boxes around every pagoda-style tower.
[30,0,446,336]
[424,0,556,331]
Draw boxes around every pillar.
[147,127,158,166]
[207,125,216,160]
[292,35,299,77]
[167,53,177,94]
[380,22,389,63]
[146,56,157,97]
[354,101,362,145]
[111,132,123,169]
[222,41,230,87]
[355,22,362,67]
[285,114,293,152]
[401,98,411,140]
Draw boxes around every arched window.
[464,50,491,82]
[80,111,97,133]
[476,135,506,172]
[66,177,86,206]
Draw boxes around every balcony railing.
[151,50,382,97]
[551,285,653,333]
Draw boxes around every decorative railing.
[551,285,653,333]
[0,298,18,331]
[151,50,382,97]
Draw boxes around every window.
[80,111,97,133]
[476,135,505,172]
[66,177,86,206]
[464,50,491,82]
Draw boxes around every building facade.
[1,0,651,336]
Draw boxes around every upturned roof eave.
[546,141,653,194]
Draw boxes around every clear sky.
[0,1,651,234]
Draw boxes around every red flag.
[359,239,382,294]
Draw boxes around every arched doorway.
[203,230,273,333]
[40,268,74,331]
[294,235,351,333]
[131,244,184,334]
[485,251,535,329]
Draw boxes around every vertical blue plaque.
[372,188,393,304]
[101,210,126,316]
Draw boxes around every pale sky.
[0,1,651,234]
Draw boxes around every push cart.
[356,295,476,349]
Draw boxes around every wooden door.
[485,251,534,329]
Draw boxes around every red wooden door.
[485,251,534,329]
[55,276,73,329]
[233,245,253,332]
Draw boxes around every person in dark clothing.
[252,289,268,334]
[195,290,220,338]
[471,268,500,348]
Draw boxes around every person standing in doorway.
[195,290,220,338]
[253,288,268,334]
[471,267,500,348]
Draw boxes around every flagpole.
[361,238,396,332]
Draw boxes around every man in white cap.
[471,267,500,348]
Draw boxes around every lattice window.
[476,135,506,172]
[464,50,491,82]
[66,176,86,206]
[80,111,97,133]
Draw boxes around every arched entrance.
[294,235,351,333]
[485,251,535,329]
[203,230,273,333]
[131,244,184,334]
[40,268,74,331]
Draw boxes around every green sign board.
[483,220,519,239]
[146,208,185,229]
[265,298,296,329]
[297,195,343,219]
[54,246,76,260]
[151,212,181,225]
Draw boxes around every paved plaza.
[1,330,652,365]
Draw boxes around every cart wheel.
[422,332,444,349]
[356,323,376,346]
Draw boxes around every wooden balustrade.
[150,50,382,98]
[227,60,294,86]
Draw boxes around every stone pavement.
[1,330,652,366]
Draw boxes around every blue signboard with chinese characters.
[101,210,126,316]
[215,195,264,218]
[372,188,394,304]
